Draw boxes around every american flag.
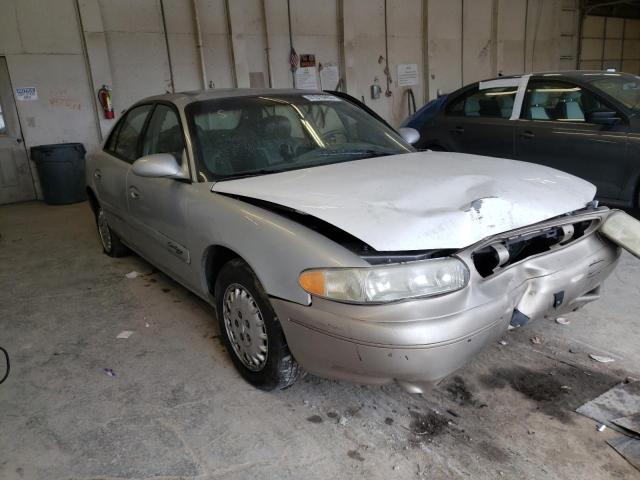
[289,47,299,73]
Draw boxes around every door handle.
[93,170,102,180]
[452,126,465,134]
[519,130,535,139]
[129,187,140,200]
[16,138,23,144]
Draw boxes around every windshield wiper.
[315,149,395,158]
[213,169,286,183]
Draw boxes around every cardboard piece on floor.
[613,413,640,437]
[576,381,640,436]
[608,436,640,472]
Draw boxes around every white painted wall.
[0,0,580,199]
[0,0,101,196]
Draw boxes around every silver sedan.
[86,89,639,393]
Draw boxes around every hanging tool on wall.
[286,0,298,85]
[406,88,417,116]
[383,0,392,97]
[0,346,9,385]
[97,85,114,120]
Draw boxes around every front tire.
[96,206,129,257]
[215,258,300,390]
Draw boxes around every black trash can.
[31,143,87,205]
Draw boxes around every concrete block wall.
[1,0,580,198]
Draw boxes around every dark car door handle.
[452,126,465,134]
[129,187,140,200]
[93,170,102,180]
[519,130,535,139]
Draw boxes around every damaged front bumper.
[271,210,621,393]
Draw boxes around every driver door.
[126,103,193,283]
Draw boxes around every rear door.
[0,57,35,204]
[93,104,153,241]
[126,103,193,283]
[437,84,518,159]
[513,79,628,201]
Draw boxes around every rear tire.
[95,206,129,258]
[215,258,300,390]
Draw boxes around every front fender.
[187,186,369,305]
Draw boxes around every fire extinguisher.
[98,85,114,119]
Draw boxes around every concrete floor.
[1,201,639,480]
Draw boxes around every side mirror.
[587,111,621,126]
[132,153,189,180]
[399,127,420,145]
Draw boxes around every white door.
[0,57,35,204]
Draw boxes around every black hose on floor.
[0,347,9,385]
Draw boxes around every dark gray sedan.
[403,71,640,208]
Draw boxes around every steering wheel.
[320,129,348,145]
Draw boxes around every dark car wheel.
[95,206,129,257]
[215,258,300,390]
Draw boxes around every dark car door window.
[447,86,517,119]
[142,104,185,164]
[438,85,517,158]
[521,81,621,123]
[515,79,628,202]
[114,104,153,163]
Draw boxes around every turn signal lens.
[299,270,326,296]
[298,257,469,304]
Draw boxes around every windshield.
[186,94,413,181]
[588,73,640,112]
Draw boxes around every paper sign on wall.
[397,64,419,87]
[295,67,319,90]
[15,87,38,101]
[319,64,340,90]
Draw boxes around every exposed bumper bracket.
[510,309,530,327]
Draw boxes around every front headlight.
[298,257,469,304]
[600,210,640,258]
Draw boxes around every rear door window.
[114,104,153,163]
[446,86,517,119]
[522,80,621,123]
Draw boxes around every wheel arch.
[202,244,243,298]
[86,187,99,215]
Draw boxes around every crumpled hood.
[212,151,596,251]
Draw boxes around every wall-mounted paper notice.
[15,87,38,101]
[397,64,419,87]
[320,64,340,90]
[295,67,319,90]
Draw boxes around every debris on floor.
[530,336,542,345]
[116,330,134,339]
[125,271,140,279]
[589,354,615,363]
[608,436,640,472]
[578,381,640,471]
[498,340,508,346]
[555,317,570,325]
[103,368,116,377]
[576,381,640,431]
[612,413,640,437]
